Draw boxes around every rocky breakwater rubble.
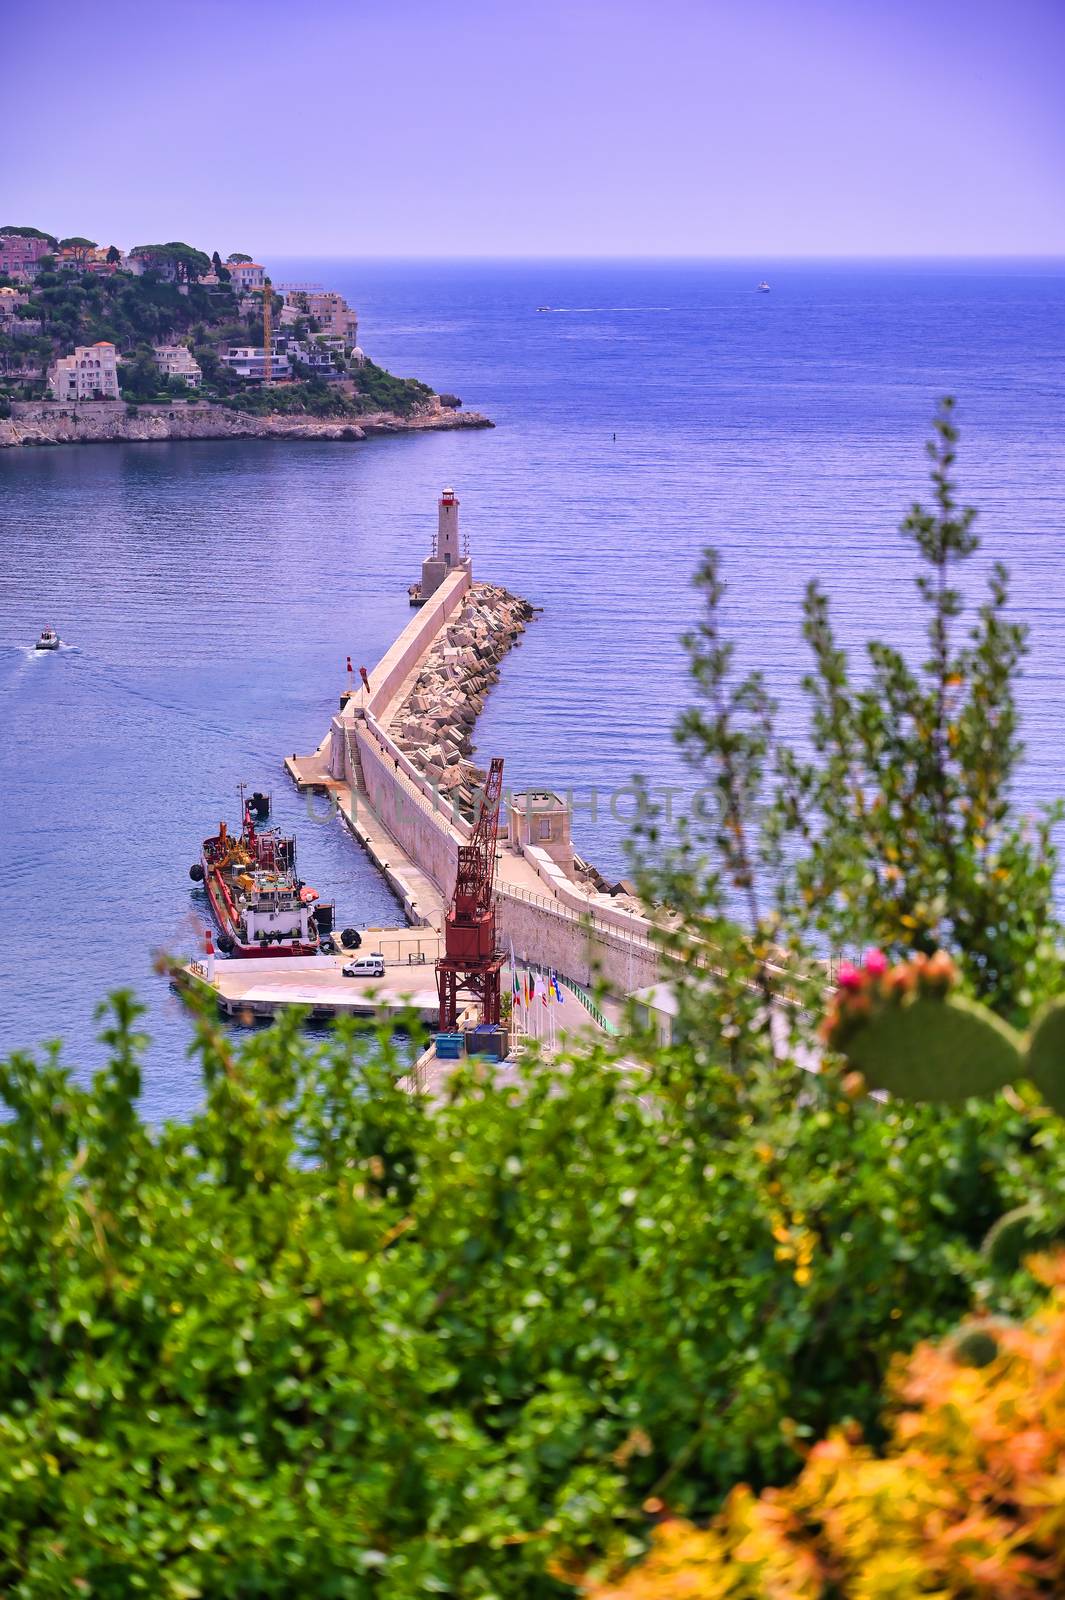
[388,584,534,822]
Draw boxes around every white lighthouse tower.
[415,486,471,603]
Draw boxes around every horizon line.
[257,251,1065,262]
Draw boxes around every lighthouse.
[414,486,472,603]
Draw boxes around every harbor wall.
[335,567,473,903]
[364,570,473,720]
[498,889,660,995]
[354,724,461,903]
[301,561,663,996]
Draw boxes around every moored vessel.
[189,791,331,957]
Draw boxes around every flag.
[552,970,564,1003]
[525,971,534,1006]
[510,939,520,999]
[535,972,549,1007]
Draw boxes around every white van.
[343,952,385,979]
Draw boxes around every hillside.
[0,234,441,418]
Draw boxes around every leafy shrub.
[3,989,1065,1595]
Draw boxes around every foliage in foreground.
[587,1253,1065,1599]
[4,989,1065,1597]
[634,399,1063,1032]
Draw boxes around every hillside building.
[219,346,292,382]
[0,233,54,282]
[153,346,202,387]
[228,262,266,295]
[48,341,121,401]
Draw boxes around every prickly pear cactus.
[949,1318,1015,1368]
[982,1202,1065,1274]
[823,950,1023,1103]
[840,994,1022,1104]
[1025,998,1065,1114]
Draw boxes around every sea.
[2,258,1064,1116]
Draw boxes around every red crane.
[436,757,505,1031]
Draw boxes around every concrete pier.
[181,948,440,1024]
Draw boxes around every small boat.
[189,787,333,957]
[35,628,61,651]
[536,306,552,312]
[757,281,771,293]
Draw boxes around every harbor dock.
[182,947,440,1024]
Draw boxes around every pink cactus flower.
[863,948,888,976]
[837,962,863,991]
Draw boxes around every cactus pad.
[950,1318,1016,1368]
[982,1202,1065,1274]
[837,994,1022,1104]
[1025,998,1065,1114]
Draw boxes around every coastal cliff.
[0,397,493,448]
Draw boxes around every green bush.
[3,988,1065,1596]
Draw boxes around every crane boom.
[262,277,272,385]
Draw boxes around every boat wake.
[6,640,79,663]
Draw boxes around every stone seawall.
[0,398,493,449]
[498,890,660,996]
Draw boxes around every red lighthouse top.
[440,487,457,505]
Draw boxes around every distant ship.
[536,305,552,312]
[757,281,771,293]
[35,627,60,651]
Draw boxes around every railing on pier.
[557,973,618,1034]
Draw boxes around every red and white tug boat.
[190,792,323,958]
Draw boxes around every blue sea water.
[2,258,1064,1113]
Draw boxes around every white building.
[227,262,266,295]
[48,341,120,401]
[282,336,345,376]
[220,346,291,382]
[153,346,202,388]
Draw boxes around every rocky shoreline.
[386,583,534,820]
[0,397,493,449]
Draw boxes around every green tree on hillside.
[129,243,211,284]
[59,237,96,266]
[0,225,57,244]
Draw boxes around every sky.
[7,0,1065,257]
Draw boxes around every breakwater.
[389,584,534,820]
[291,563,662,998]
[0,397,492,449]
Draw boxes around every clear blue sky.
[8,0,1064,257]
